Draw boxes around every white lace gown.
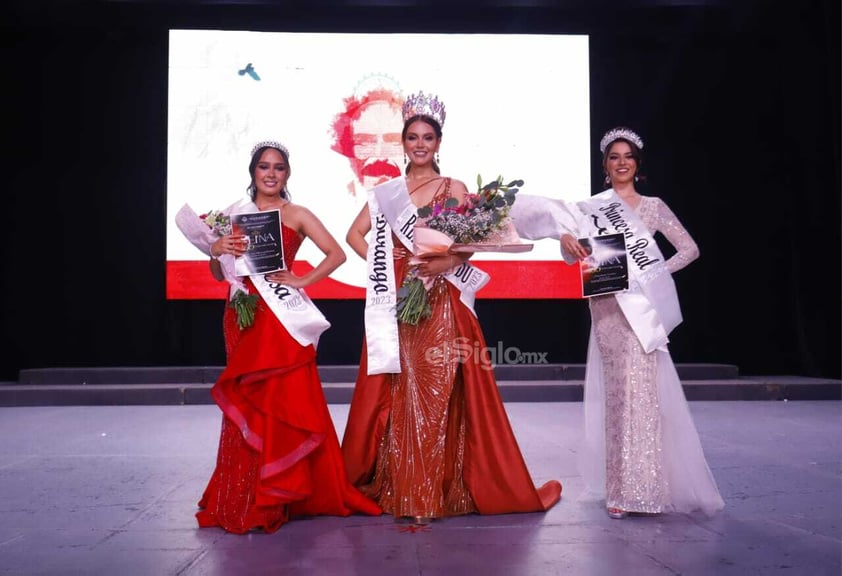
[579,196,725,515]
[509,192,725,515]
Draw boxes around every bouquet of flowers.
[200,209,258,330]
[417,174,523,243]
[200,210,233,236]
[396,175,524,325]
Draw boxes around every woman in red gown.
[195,141,381,533]
[342,94,561,523]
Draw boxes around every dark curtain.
[1,0,838,380]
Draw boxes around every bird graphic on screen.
[238,63,261,81]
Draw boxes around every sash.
[363,189,401,375]
[577,190,682,353]
[364,177,490,375]
[250,274,331,349]
[175,200,330,349]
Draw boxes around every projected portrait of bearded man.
[330,82,404,199]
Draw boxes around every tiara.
[250,140,290,158]
[599,128,644,153]
[401,91,446,128]
[353,72,402,100]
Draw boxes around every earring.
[435,152,440,165]
[604,174,610,186]
[403,154,408,166]
[634,175,639,182]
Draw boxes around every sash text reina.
[252,232,275,244]
[599,202,660,270]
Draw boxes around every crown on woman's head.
[402,91,446,128]
[599,127,644,154]
[250,140,290,158]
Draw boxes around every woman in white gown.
[514,127,724,519]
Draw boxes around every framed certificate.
[231,209,285,276]
[580,233,628,297]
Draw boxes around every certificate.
[231,209,285,276]
[580,233,628,297]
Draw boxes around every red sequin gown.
[197,224,382,533]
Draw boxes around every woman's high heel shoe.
[607,507,628,519]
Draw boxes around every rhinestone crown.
[250,140,290,158]
[599,127,644,154]
[401,91,446,128]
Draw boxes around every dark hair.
[247,145,291,201]
[601,138,645,189]
[401,115,442,175]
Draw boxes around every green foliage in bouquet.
[395,275,432,325]
[229,289,260,330]
[415,175,523,244]
[396,174,524,325]
[476,174,523,210]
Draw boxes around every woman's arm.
[264,205,346,289]
[654,198,699,274]
[346,203,372,260]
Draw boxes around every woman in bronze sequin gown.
[342,93,562,523]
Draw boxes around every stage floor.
[0,401,839,575]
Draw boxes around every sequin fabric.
[361,179,477,519]
[199,415,288,532]
[636,196,699,274]
[591,196,698,513]
[363,277,476,518]
[197,225,305,533]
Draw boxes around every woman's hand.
[264,269,304,289]
[561,233,589,260]
[211,234,250,258]
[414,252,460,278]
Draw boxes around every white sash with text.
[364,177,490,375]
[176,200,330,349]
[578,190,682,353]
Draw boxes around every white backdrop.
[167,30,591,293]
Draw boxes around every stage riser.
[4,365,838,406]
[0,379,839,407]
[15,364,741,385]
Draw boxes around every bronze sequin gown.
[342,180,562,519]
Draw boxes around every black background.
[1,0,839,380]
